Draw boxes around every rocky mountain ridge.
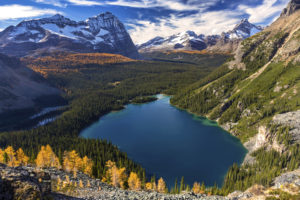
[137,19,263,53]
[1,164,299,200]
[0,12,139,58]
[281,0,300,16]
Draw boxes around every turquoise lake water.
[80,95,247,187]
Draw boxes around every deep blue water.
[80,95,247,187]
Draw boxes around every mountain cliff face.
[137,19,263,53]
[0,54,59,113]
[281,0,300,16]
[0,12,139,58]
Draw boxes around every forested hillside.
[171,3,300,194]
[0,52,228,185]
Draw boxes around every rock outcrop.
[273,110,300,143]
[281,0,300,16]
[0,164,51,200]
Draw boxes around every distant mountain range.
[0,12,264,58]
[0,12,139,58]
[137,19,263,53]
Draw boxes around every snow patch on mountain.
[0,12,139,58]
[138,19,263,53]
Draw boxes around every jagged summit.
[226,18,263,39]
[281,0,300,16]
[0,12,139,58]
[137,19,262,53]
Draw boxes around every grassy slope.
[172,12,300,142]
[171,10,300,194]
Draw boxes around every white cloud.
[36,0,218,11]
[238,0,289,23]
[105,0,218,11]
[66,0,103,6]
[128,0,291,44]
[36,0,103,6]
[0,4,60,20]
[128,10,242,44]
[35,0,67,7]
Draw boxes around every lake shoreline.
[80,94,247,187]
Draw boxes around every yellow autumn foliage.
[63,150,93,177]
[0,148,5,164]
[36,145,61,168]
[4,146,17,167]
[102,160,127,189]
[63,150,82,173]
[128,172,141,190]
[145,182,153,190]
[157,177,166,193]
[16,148,29,166]
[192,182,201,194]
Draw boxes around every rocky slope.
[1,164,299,200]
[0,54,59,113]
[137,19,262,53]
[0,12,139,58]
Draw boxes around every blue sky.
[0,0,290,44]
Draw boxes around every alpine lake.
[80,94,247,187]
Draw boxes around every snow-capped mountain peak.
[0,12,139,58]
[137,30,206,51]
[138,18,263,53]
[226,18,263,39]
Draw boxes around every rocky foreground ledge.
[0,164,299,200]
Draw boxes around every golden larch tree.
[145,182,153,190]
[102,160,127,189]
[81,156,93,176]
[128,172,141,190]
[157,177,166,193]
[192,182,201,194]
[0,148,5,164]
[63,150,82,174]
[36,145,61,168]
[116,167,127,189]
[4,146,17,167]
[16,148,29,166]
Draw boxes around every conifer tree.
[81,156,93,176]
[16,148,29,166]
[102,160,127,189]
[174,177,178,194]
[128,172,141,190]
[145,182,153,190]
[180,176,185,193]
[157,177,166,193]
[201,181,205,192]
[0,148,5,164]
[150,175,157,191]
[63,150,82,173]
[4,146,17,167]
[36,145,61,168]
[192,182,201,194]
